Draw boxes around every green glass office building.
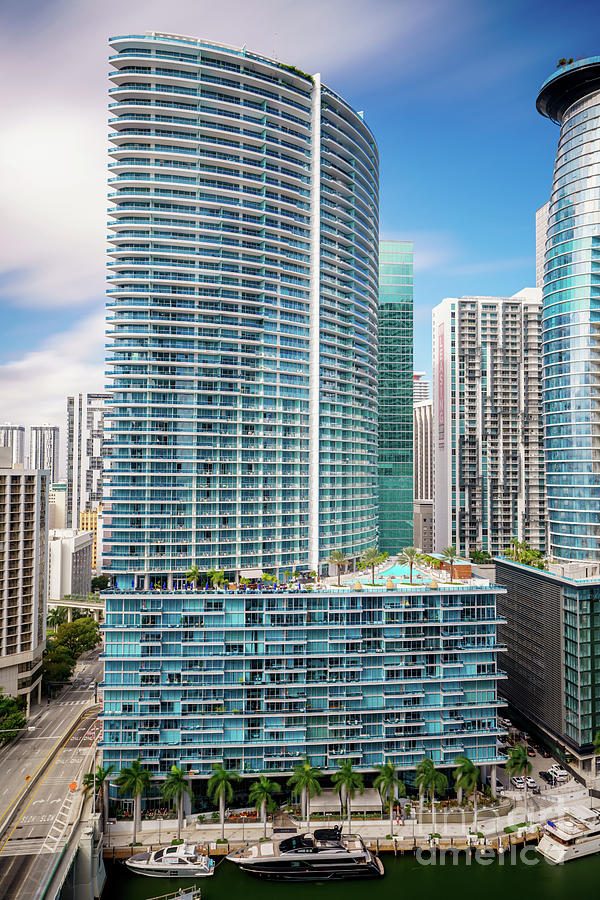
[378,241,414,552]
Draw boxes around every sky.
[0,0,598,434]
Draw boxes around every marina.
[104,850,600,900]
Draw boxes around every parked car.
[526,777,538,789]
[539,747,552,758]
[511,776,525,789]
[549,764,569,780]
[527,746,536,757]
[539,771,553,784]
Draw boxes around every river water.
[105,849,599,899]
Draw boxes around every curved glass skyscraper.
[537,58,600,560]
[105,33,378,585]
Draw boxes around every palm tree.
[260,572,277,587]
[506,743,532,824]
[161,765,193,841]
[249,775,279,838]
[358,547,381,585]
[415,757,448,834]
[206,568,225,589]
[47,607,67,632]
[207,763,240,840]
[373,761,405,836]
[82,763,115,824]
[115,759,151,845]
[453,756,479,832]
[328,550,348,586]
[331,759,364,834]
[185,565,201,590]
[399,547,421,584]
[287,757,323,829]
[440,545,458,581]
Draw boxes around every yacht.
[125,843,215,878]
[226,826,384,881]
[537,806,600,863]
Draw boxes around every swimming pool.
[356,563,432,585]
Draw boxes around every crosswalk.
[40,792,75,855]
[56,699,89,707]
[0,836,65,857]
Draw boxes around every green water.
[105,850,599,900]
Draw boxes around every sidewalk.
[104,785,593,849]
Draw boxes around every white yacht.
[537,805,600,863]
[226,826,384,881]
[125,843,214,878]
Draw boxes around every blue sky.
[0,0,598,427]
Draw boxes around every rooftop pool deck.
[354,563,433,585]
[106,565,498,596]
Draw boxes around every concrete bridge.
[47,597,104,623]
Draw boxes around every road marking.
[0,703,95,838]
[0,712,97,856]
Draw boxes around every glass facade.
[537,59,600,559]
[102,580,506,775]
[377,241,414,552]
[104,33,379,585]
[497,558,600,756]
[101,36,505,781]
[433,294,546,556]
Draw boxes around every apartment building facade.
[433,290,547,556]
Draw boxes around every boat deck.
[233,835,365,860]
[545,806,600,842]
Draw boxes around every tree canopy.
[53,617,100,657]
[0,690,26,744]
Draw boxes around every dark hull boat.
[226,827,384,881]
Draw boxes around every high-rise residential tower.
[29,425,60,482]
[537,58,600,560]
[413,399,433,552]
[0,448,47,715]
[433,290,547,556]
[66,393,109,530]
[377,240,414,552]
[0,425,25,467]
[104,33,379,586]
[413,372,430,403]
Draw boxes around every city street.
[0,650,102,900]
[0,647,102,839]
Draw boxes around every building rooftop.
[537,57,600,123]
[106,561,497,596]
[496,556,600,586]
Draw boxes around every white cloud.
[0,311,105,433]
[0,0,470,308]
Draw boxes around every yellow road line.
[0,700,95,835]
[0,708,98,856]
